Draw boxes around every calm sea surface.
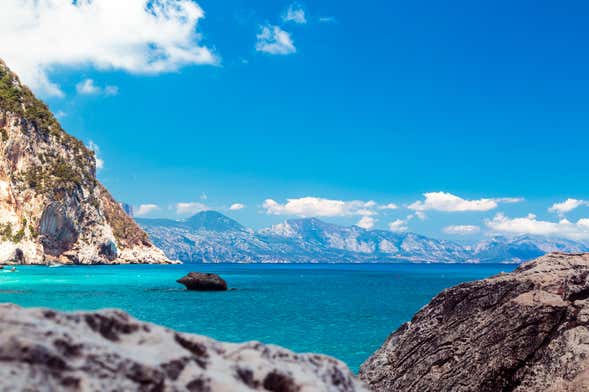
[0,263,516,371]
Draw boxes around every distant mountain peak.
[186,211,244,232]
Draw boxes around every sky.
[2,0,589,241]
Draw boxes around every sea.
[0,263,516,372]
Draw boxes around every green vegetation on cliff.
[0,61,95,190]
[0,219,26,243]
[0,65,61,138]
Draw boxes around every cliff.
[360,252,589,391]
[0,59,172,264]
[0,304,365,391]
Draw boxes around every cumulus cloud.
[262,197,382,217]
[356,216,375,229]
[408,192,523,212]
[230,203,245,211]
[86,140,104,170]
[485,213,589,240]
[256,25,296,55]
[77,79,100,95]
[443,225,481,235]
[379,203,398,210]
[549,199,589,216]
[0,0,217,96]
[283,3,306,24]
[76,79,118,96]
[135,204,160,216]
[389,219,408,233]
[175,202,208,215]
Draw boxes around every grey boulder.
[360,252,589,391]
[0,304,366,391]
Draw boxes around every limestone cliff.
[0,59,172,264]
[360,252,589,391]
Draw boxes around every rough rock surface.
[177,272,228,291]
[0,304,365,391]
[0,59,173,264]
[360,252,589,391]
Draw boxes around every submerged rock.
[360,252,589,391]
[177,272,228,291]
[0,304,364,391]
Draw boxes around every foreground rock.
[0,59,173,264]
[177,272,228,291]
[360,252,589,391]
[0,304,365,391]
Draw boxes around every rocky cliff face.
[360,252,589,391]
[0,304,365,391]
[0,59,171,264]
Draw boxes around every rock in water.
[0,59,173,264]
[0,304,365,391]
[177,272,228,291]
[360,253,589,391]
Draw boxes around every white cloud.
[87,140,104,170]
[230,203,245,211]
[415,211,427,220]
[0,0,217,97]
[389,219,408,233]
[485,213,589,240]
[319,16,336,23]
[356,216,375,229]
[283,3,306,24]
[408,192,523,212]
[175,202,208,215]
[135,204,160,216]
[356,209,376,216]
[77,79,100,95]
[256,25,296,55]
[104,85,119,96]
[443,225,481,235]
[76,78,119,96]
[379,203,398,210]
[262,197,380,217]
[549,199,589,215]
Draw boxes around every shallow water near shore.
[0,263,515,371]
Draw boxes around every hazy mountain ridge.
[138,211,589,263]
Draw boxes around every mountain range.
[137,211,589,264]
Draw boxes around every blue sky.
[2,0,589,240]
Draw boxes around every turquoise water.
[0,263,515,371]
